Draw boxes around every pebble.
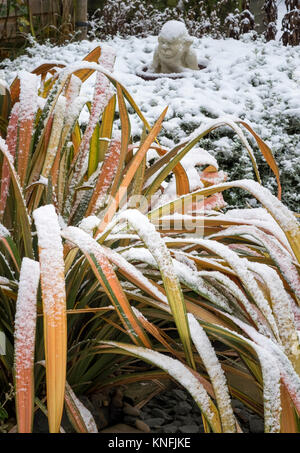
[123,403,140,417]
[249,415,264,433]
[179,425,201,434]
[151,407,172,421]
[234,407,250,424]
[112,388,123,408]
[175,401,192,415]
[162,424,179,434]
[135,420,151,433]
[143,417,165,428]
[175,414,194,424]
[139,388,264,434]
[123,415,138,426]
[231,399,245,410]
[173,389,188,401]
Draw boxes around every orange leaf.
[95,106,168,236]
[86,139,121,216]
[74,46,102,82]
[240,120,281,199]
[33,205,67,433]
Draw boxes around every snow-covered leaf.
[14,258,40,433]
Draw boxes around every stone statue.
[151,20,199,74]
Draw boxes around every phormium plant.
[0,45,299,433]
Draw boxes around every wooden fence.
[0,0,73,42]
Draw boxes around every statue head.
[157,20,193,61]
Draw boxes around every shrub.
[281,0,300,46]
[88,0,237,39]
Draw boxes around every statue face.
[158,36,184,60]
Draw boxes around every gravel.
[139,386,264,434]
[32,384,264,434]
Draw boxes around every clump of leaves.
[0,45,299,434]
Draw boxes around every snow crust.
[66,383,98,433]
[210,223,300,299]
[214,318,282,433]
[18,70,39,122]
[119,209,178,281]
[103,245,168,304]
[159,20,189,40]
[247,261,299,358]
[33,205,66,323]
[188,313,236,433]
[14,258,40,379]
[0,223,10,238]
[164,236,280,340]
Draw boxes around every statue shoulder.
[151,47,161,71]
[184,47,198,70]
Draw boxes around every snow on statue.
[151,20,199,74]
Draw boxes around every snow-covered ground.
[1,33,299,210]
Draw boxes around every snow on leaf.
[41,95,66,178]
[87,139,121,215]
[217,208,290,251]
[61,225,151,347]
[211,318,282,433]
[0,137,33,258]
[188,313,236,433]
[78,215,101,235]
[197,269,271,336]
[121,245,232,313]
[180,116,261,183]
[18,70,39,122]
[164,237,279,341]
[230,180,299,237]
[0,223,10,238]
[33,204,67,433]
[102,246,168,304]
[70,47,116,188]
[247,261,299,364]
[14,258,40,375]
[117,209,195,367]
[62,94,87,143]
[209,224,300,300]
[171,258,233,313]
[225,314,300,423]
[0,103,20,217]
[65,74,82,108]
[119,210,178,281]
[33,205,66,323]
[14,257,40,433]
[65,382,98,433]
[102,340,222,432]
